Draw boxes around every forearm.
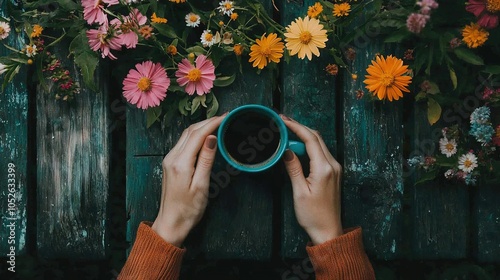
[118,222,186,280]
[306,227,375,280]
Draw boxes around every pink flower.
[406,13,429,33]
[82,0,119,25]
[122,61,170,110]
[175,55,216,95]
[466,0,499,29]
[111,8,147,49]
[86,24,122,59]
[417,0,439,15]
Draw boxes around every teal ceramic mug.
[217,104,306,172]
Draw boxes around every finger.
[280,115,328,167]
[283,150,309,195]
[303,126,339,167]
[191,135,218,191]
[177,115,225,152]
[182,116,225,166]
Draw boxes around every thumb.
[191,135,218,190]
[283,150,308,194]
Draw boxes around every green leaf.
[146,106,162,128]
[448,67,458,90]
[178,96,190,116]
[427,98,442,125]
[384,30,410,43]
[70,31,99,90]
[454,48,484,65]
[427,81,440,94]
[415,91,427,101]
[185,46,206,56]
[483,65,500,74]
[152,23,177,39]
[415,169,438,186]
[213,74,236,87]
[206,93,219,118]
[191,95,206,112]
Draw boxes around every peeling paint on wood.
[0,3,28,256]
[341,45,404,260]
[36,49,109,259]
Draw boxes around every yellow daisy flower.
[31,24,43,38]
[284,16,328,60]
[307,2,323,18]
[363,55,412,101]
[248,33,284,69]
[333,3,351,17]
[462,23,489,48]
[169,0,186,3]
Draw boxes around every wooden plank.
[0,3,29,257]
[36,47,109,259]
[341,45,404,259]
[474,184,500,262]
[410,104,469,259]
[279,0,338,258]
[126,58,275,259]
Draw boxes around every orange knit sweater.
[118,222,375,279]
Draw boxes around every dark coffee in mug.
[222,111,281,165]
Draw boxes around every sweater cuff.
[118,222,186,280]
[306,227,375,280]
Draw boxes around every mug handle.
[288,140,306,156]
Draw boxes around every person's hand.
[151,115,225,247]
[280,115,343,245]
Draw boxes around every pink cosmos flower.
[82,0,119,25]
[175,55,216,96]
[122,61,170,110]
[406,13,429,33]
[466,0,499,29]
[111,8,147,49]
[86,24,122,60]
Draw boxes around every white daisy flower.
[0,21,11,40]
[200,30,220,47]
[0,63,8,75]
[439,137,457,158]
[458,152,478,173]
[25,44,37,57]
[217,0,235,16]
[185,13,201,27]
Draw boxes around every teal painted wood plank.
[279,0,338,258]
[36,49,109,259]
[474,184,500,262]
[0,3,28,257]
[126,58,275,259]
[410,104,468,259]
[341,46,404,260]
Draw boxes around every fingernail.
[222,112,229,116]
[280,114,291,121]
[206,137,217,149]
[283,150,294,161]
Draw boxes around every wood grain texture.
[410,104,469,259]
[341,46,404,260]
[0,2,28,256]
[36,55,109,259]
[473,184,500,262]
[279,0,338,258]
[126,58,275,260]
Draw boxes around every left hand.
[152,115,225,247]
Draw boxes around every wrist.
[151,219,189,247]
[308,226,343,245]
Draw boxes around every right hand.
[281,115,343,245]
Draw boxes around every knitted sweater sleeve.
[306,227,375,280]
[118,222,186,280]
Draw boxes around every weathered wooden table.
[1,0,499,271]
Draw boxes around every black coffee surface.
[223,111,281,165]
